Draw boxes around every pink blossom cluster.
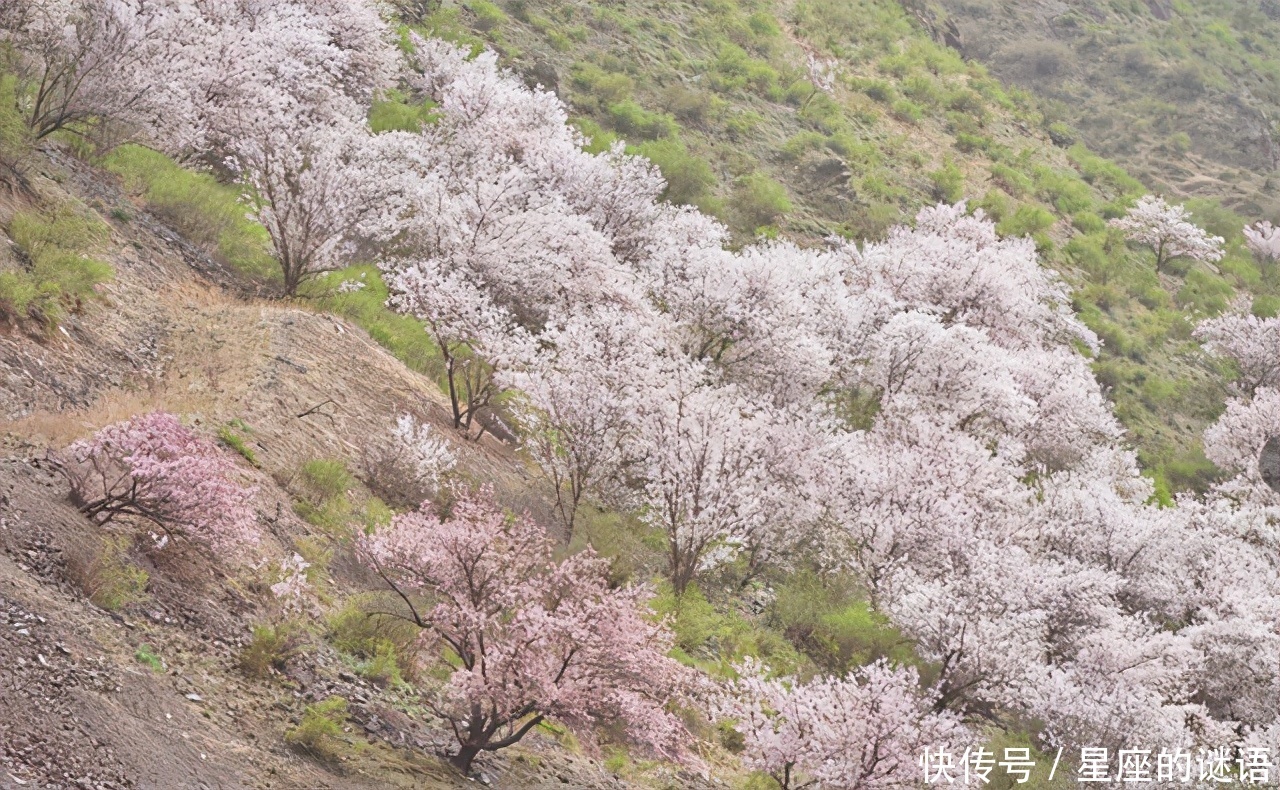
[63,411,258,552]
[1109,195,1225,272]
[719,658,970,789]
[358,487,695,772]
[1243,221,1280,263]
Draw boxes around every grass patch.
[1,205,112,329]
[650,583,802,677]
[65,534,148,612]
[304,266,446,381]
[285,697,350,761]
[0,72,34,178]
[328,594,424,683]
[730,173,791,233]
[239,621,308,679]
[135,644,164,672]
[98,145,277,281]
[768,570,920,675]
[217,423,258,466]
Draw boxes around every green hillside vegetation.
[929,0,1280,220]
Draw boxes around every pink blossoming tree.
[1243,220,1280,264]
[718,659,969,790]
[61,411,258,552]
[1109,195,1224,273]
[358,487,694,774]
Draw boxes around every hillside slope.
[0,146,708,790]
[926,0,1280,220]
[4,1,1280,786]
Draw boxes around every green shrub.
[1066,235,1120,283]
[299,459,354,502]
[0,72,34,178]
[355,641,404,688]
[2,205,112,328]
[659,84,717,125]
[328,595,424,682]
[369,89,437,133]
[928,160,964,203]
[1033,167,1094,214]
[724,110,763,140]
[1072,211,1107,234]
[845,202,902,242]
[783,79,816,107]
[1177,269,1233,315]
[1067,144,1145,196]
[571,63,634,106]
[781,131,829,160]
[990,163,1032,196]
[826,133,880,165]
[798,92,844,133]
[466,0,506,31]
[636,138,716,208]
[902,74,944,108]
[1253,295,1280,318]
[293,536,333,586]
[1161,445,1221,494]
[650,583,801,676]
[285,697,349,761]
[571,117,618,154]
[710,43,780,98]
[769,571,917,673]
[955,132,992,154]
[1185,198,1245,243]
[858,78,896,103]
[1166,131,1192,156]
[746,11,781,40]
[240,621,309,679]
[70,535,148,611]
[572,505,665,585]
[607,100,676,140]
[294,458,359,533]
[890,98,924,124]
[731,173,791,230]
[997,204,1056,238]
[947,88,988,120]
[135,644,164,672]
[975,189,1011,222]
[857,171,906,202]
[1046,121,1076,147]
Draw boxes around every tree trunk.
[450,742,482,775]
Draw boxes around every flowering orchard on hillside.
[364,36,1280,771]
[11,1,1280,784]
